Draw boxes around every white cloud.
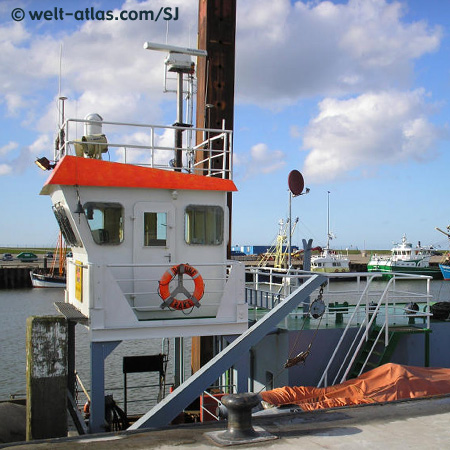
[301,89,440,182]
[0,141,18,156]
[29,134,51,155]
[236,143,286,179]
[235,0,442,106]
[290,125,301,139]
[0,163,12,175]
[0,0,198,124]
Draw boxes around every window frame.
[84,201,124,245]
[184,204,224,246]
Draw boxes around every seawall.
[0,267,33,289]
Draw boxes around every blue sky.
[0,0,449,251]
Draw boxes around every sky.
[0,0,449,251]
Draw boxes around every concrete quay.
[3,394,450,449]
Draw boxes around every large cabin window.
[84,202,123,245]
[144,212,167,246]
[185,205,224,245]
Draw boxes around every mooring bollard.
[221,393,261,440]
[206,393,277,446]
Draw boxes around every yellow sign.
[75,261,83,302]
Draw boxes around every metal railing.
[245,268,433,387]
[316,273,432,388]
[106,261,233,312]
[55,118,233,179]
[200,384,236,422]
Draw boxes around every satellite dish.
[288,170,304,196]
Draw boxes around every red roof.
[41,156,237,193]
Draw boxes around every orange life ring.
[158,263,204,310]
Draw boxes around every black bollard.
[205,393,277,446]
[221,393,261,440]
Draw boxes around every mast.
[326,191,331,251]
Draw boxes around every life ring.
[158,263,204,310]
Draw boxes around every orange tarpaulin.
[260,363,450,411]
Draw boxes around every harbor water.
[1,279,450,414]
[0,287,192,415]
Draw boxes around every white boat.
[31,34,446,439]
[367,235,440,278]
[30,270,66,288]
[30,233,67,288]
[310,192,350,273]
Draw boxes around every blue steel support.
[224,335,250,393]
[234,351,250,393]
[89,341,121,433]
[129,274,326,430]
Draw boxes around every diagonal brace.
[129,274,326,430]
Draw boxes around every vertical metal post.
[288,191,292,269]
[302,238,314,315]
[174,337,184,388]
[425,331,430,367]
[174,72,184,171]
[89,341,120,433]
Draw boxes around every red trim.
[43,156,237,192]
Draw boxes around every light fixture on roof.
[35,157,56,171]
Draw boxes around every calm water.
[0,288,190,414]
[1,280,449,412]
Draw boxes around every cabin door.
[131,201,176,312]
[132,202,175,266]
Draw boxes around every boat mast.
[326,191,331,251]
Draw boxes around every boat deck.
[245,270,436,332]
[248,302,431,331]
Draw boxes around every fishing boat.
[30,270,66,288]
[367,235,441,278]
[435,226,450,280]
[310,192,350,273]
[439,263,450,281]
[30,233,67,288]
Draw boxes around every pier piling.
[26,316,68,440]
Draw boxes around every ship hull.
[439,264,450,281]
[30,271,66,288]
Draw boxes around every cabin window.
[144,212,167,246]
[84,202,124,245]
[185,205,224,245]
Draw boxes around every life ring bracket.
[158,263,205,311]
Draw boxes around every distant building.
[231,245,299,256]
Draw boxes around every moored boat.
[30,233,67,288]
[435,226,450,280]
[30,270,66,288]
[367,235,441,278]
[439,263,450,280]
[310,192,350,273]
